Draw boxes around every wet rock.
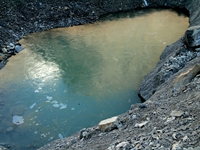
[14,45,24,53]
[98,116,122,132]
[0,146,8,150]
[185,25,200,47]
[6,127,14,132]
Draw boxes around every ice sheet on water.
[30,103,36,109]
[12,115,24,125]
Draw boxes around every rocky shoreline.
[1,0,200,149]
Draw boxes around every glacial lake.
[0,9,188,149]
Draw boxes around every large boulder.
[98,116,122,132]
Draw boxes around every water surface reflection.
[0,9,188,149]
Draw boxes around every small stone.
[132,115,137,120]
[170,110,184,117]
[172,142,182,150]
[1,48,7,53]
[135,121,148,128]
[182,136,188,142]
[14,45,24,53]
[165,117,175,124]
[7,43,15,50]
[115,141,130,150]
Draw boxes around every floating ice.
[12,115,24,125]
[53,104,60,108]
[34,90,39,93]
[51,100,58,104]
[58,133,63,139]
[46,96,52,100]
[144,0,148,6]
[59,103,67,109]
[71,108,75,110]
[30,103,36,109]
[48,137,54,141]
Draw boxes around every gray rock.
[14,45,24,53]
[115,141,130,150]
[1,48,7,53]
[170,110,184,117]
[185,25,200,47]
[6,43,15,50]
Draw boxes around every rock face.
[173,64,200,89]
[185,25,200,47]
[98,116,122,132]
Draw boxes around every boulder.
[185,25,200,47]
[173,64,200,89]
[98,116,122,132]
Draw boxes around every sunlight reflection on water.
[0,9,188,149]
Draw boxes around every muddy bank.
[1,0,200,149]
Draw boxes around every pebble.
[170,110,184,117]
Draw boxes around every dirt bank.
[1,0,200,150]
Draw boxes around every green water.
[0,9,188,149]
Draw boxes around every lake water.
[0,9,188,149]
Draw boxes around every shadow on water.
[0,8,189,149]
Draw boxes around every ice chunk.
[12,115,24,125]
[30,103,36,109]
[58,133,63,139]
[71,108,75,110]
[144,0,148,6]
[34,90,39,93]
[46,96,52,100]
[51,100,58,104]
[53,104,60,107]
[59,103,67,109]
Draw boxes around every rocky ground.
[1,0,200,150]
